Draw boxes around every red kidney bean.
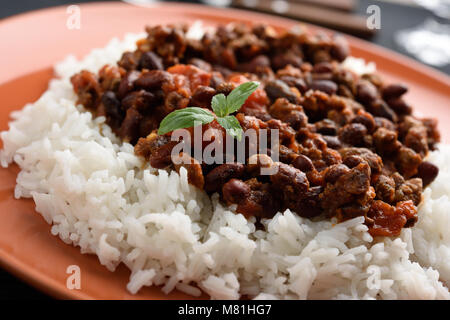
[139,51,164,70]
[382,83,408,100]
[265,80,299,103]
[222,179,251,204]
[292,154,315,172]
[370,99,398,122]
[102,91,124,124]
[309,80,337,95]
[191,86,216,108]
[279,76,308,94]
[117,70,140,99]
[205,163,245,193]
[386,98,412,115]
[135,70,172,90]
[356,80,378,105]
[417,161,439,187]
[323,135,342,149]
[313,62,333,74]
[338,123,368,146]
[330,36,350,62]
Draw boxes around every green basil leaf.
[216,116,243,141]
[211,93,227,117]
[158,107,215,135]
[226,81,259,115]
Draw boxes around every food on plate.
[70,24,439,237]
[1,23,449,300]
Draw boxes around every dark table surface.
[1,0,449,300]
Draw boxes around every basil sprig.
[158,81,259,141]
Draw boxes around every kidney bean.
[312,49,331,64]
[330,36,349,62]
[271,52,303,70]
[135,70,172,90]
[119,108,143,143]
[323,135,342,149]
[417,161,439,187]
[309,80,337,95]
[270,163,309,195]
[149,141,178,169]
[292,154,315,172]
[239,55,270,73]
[265,79,299,103]
[117,70,140,99]
[188,58,212,72]
[293,185,324,218]
[343,155,364,169]
[121,90,155,112]
[139,51,164,70]
[382,83,408,100]
[205,163,245,193]
[338,123,368,146]
[315,119,338,135]
[352,111,376,133]
[209,72,224,89]
[374,117,395,131]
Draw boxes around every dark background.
[0,0,448,300]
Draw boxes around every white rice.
[1,33,449,300]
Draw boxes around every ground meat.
[270,163,309,211]
[172,152,205,189]
[394,178,422,205]
[340,148,383,174]
[70,70,102,109]
[98,65,125,91]
[374,175,396,203]
[321,162,371,215]
[71,23,440,238]
[135,132,177,168]
[372,127,401,155]
[191,86,216,108]
[269,98,308,130]
[417,161,439,187]
[338,123,368,146]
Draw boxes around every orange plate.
[0,2,449,300]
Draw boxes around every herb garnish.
[158,81,259,141]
